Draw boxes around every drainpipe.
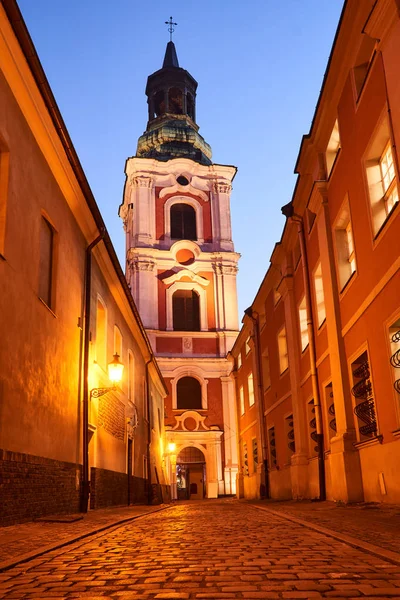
[145,359,152,505]
[81,231,105,513]
[244,308,269,499]
[283,204,326,501]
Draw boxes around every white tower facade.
[119,41,239,498]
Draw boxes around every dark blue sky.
[18,0,344,316]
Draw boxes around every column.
[317,190,363,502]
[212,182,234,251]
[278,268,309,498]
[221,376,239,496]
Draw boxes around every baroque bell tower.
[119,33,239,498]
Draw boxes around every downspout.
[289,212,326,501]
[145,359,152,505]
[81,231,105,513]
[244,308,269,499]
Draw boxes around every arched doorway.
[176,446,206,500]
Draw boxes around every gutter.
[81,232,105,513]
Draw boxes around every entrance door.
[189,465,203,500]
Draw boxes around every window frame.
[38,215,56,311]
[298,296,309,352]
[277,326,289,374]
[248,373,255,407]
[313,262,326,328]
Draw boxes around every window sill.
[38,296,57,317]
[372,199,399,247]
[392,428,400,438]
[353,434,383,449]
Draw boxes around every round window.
[177,175,189,186]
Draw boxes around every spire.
[163,41,179,68]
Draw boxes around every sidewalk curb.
[0,504,171,573]
[249,503,400,566]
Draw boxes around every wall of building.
[231,0,400,505]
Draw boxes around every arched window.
[170,203,197,240]
[177,377,202,409]
[186,93,194,120]
[173,289,200,331]
[154,90,165,117]
[168,87,183,114]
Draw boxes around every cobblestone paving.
[253,501,400,555]
[1,498,400,599]
[0,506,163,565]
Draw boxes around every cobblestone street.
[1,499,400,599]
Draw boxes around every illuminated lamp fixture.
[90,353,124,399]
[168,442,176,454]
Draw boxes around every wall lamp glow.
[90,353,124,399]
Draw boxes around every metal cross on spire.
[165,16,177,42]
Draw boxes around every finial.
[165,16,177,42]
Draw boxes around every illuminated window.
[326,119,341,177]
[299,296,309,351]
[248,373,255,407]
[239,386,245,416]
[245,336,251,354]
[278,326,289,374]
[0,137,9,257]
[365,116,399,236]
[274,289,281,306]
[96,298,107,369]
[314,263,326,327]
[237,352,242,370]
[334,200,357,290]
[262,350,271,390]
[38,217,55,308]
[380,143,398,215]
[128,350,135,401]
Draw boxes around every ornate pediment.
[167,410,220,432]
[161,269,210,287]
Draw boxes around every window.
[248,373,255,407]
[278,326,288,374]
[177,376,202,410]
[242,442,249,476]
[334,200,356,290]
[286,415,295,456]
[114,325,122,358]
[389,318,400,402]
[365,116,399,236]
[351,351,377,440]
[298,296,309,351]
[239,386,245,416]
[268,427,277,469]
[325,382,336,438]
[353,34,376,98]
[326,119,341,177]
[308,400,318,457]
[38,217,54,308]
[252,438,258,472]
[314,263,326,327]
[168,87,183,114]
[262,350,271,390]
[0,137,9,257]
[186,93,194,120]
[128,350,135,401]
[274,289,281,306]
[245,336,251,355]
[172,289,200,331]
[96,298,107,369]
[237,352,242,370]
[170,204,197,240]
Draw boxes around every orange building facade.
[232,0,400,504]
[0,0,168,525]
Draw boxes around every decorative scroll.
[328,390,337,433]
[390,330,400,394]
[351,360,377,436]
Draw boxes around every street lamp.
[90,353,124,398]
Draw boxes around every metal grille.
[177,446,205,463]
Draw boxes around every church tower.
[119,37,239,498]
